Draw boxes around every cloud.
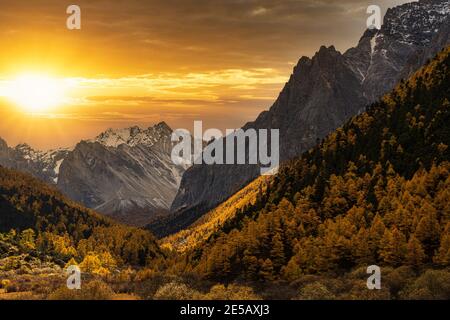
[0,0,415,149]
[250,7,269,16]
[0,0,414,76]
[56,68,287,107]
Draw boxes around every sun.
[4,74,65,113]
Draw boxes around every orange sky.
[0,0,412,150]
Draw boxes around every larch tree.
[405,235,426,267]
[380,227,407,266]
[270,233,286,271]
[434,233,450,266]
[414,209,441,256]
[259,258,274,281]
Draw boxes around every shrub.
[343,279,391,300]
[0,279,11,289]
[153,282,201,300]
[203,284,261,300]
[48,280,114,300]
[383,266,416,297]
[296,282,336,300]
[400,269,450,300]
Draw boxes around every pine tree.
[19,229,36,252]
[352,227,373,265]
[405,235,426,267]
[380,227,406,266]
[282,257,302,282]
[258,259,274,281]
[242,250,258,280]
[415,209,441,256]
[65,257,79,270]
[270,233,285,271]
[434,233,450,266]
[369,214,386,258]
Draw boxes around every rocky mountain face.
[162,0,450,237]
[0,138,69,185]
[346,0,450,103]
[56,122,186,226]
[0,122,187,226]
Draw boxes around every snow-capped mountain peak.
[0,140,70,184]
[56,120,187,225]
[383,0,449,46]
[343,0,450,102]
[92,122,173,148]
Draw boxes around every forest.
[161,46,450,299]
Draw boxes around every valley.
[0,0,449,301]
[1,41,449,301]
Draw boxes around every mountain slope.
[166,0,450,238]
[173,46,450,282]
[160,175,270,253]
[57,122,186,226]
[0,140,69,185]
[0,165,162,266]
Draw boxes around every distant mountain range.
[0,122,187,226]
[157,0,450,238]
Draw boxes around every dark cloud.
[0,0,413,75]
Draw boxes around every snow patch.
[54,159,64,175]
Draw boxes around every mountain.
[0,122,187,227]
[163,0,450,238]
[0,165,162,266]
[0,139,69,185]
[57,122,187,226]
[160,175,270,253]
[346,0,450,102]
[170,45,450,285]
